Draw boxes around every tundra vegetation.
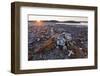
[28,20,88,60]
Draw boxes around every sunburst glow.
[35,20,43,26]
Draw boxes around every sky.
[28,14,88,22]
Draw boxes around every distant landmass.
[29,20,88,23]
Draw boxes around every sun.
[36,20,41,23]
[35,20,43,26]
